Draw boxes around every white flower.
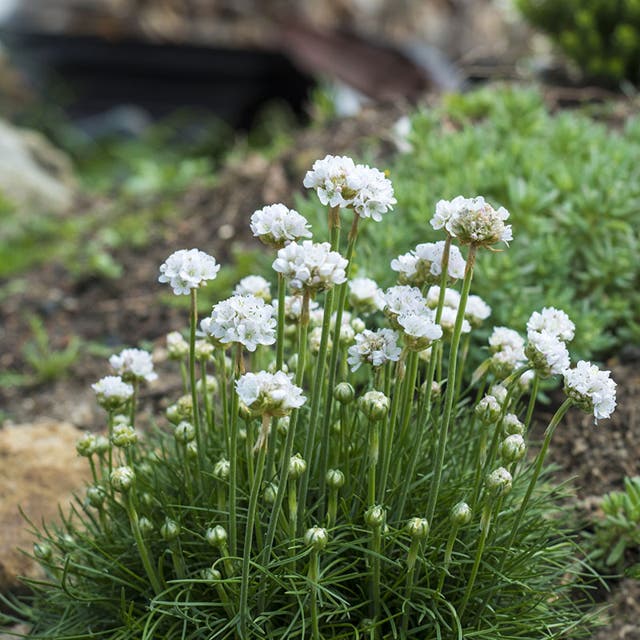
[202,294,276,352]
[234,275,272,301]
[348,277,385,313]
[439,306,471,335]
[250,204,312,248]
[347,328,401,371]
[491,347,526,378]
[158,249,220,295]
[272,240,348,293]
[166,331,189,359]
[425,286,461,310]
[564,361,617,422]
[384,285,426,327]
[465,295,491,327]
[526,307,575,343]
[345,164,396,221]
[490,384,509,406]
[526,330,570,377]
[489,327,525,354]
[432,196,512,247]
[397,311,443,351]
[389,252,418,283]
[92,376,134,409]
[109,348,157,383]
[391,241,466,287]
[303,155,357,208]
[235,370,306,417]
[475,394,501,423]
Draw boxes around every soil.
[1,103,639,638]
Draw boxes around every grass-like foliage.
[517,0,640,84]
[3,156,616,639]
[310,87,639,360]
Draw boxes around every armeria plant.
[5,155,618,639]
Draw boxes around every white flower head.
[526,307,575,343]
[491,346,526,379]
[272,240,348,293]
[432,196,512,247]
[347,328,401,371]
[158,249,220,295]
[235,370,306,417]
[166,331,189,359]
[489,327,525,356]
[345,164,396,221]
[489,384,509,406]
[564,361,617,422]
[384,285,426,328]
[250,203,312,248]
[234,275,272,302]
[465,295,492,328]
[109,348,157,383]
[425,286,461,310]
[202,294,276,352]
[439,306,471,335]
[525,330,570,378]
[303,155,357,208]
[392,241,466,287]
[348,277,385,313]
[92,376,134,409]
[397,311,443,351]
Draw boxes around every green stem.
[239,415,270,637]
[228,345,243,556]
[189,289,205,480]
[437,525,459,593]
[401,537,421,638]
[371,523,382,630]
[129,380,138,427]
[426,244,477,525]
[368,418,379,508]
[524,374,540,431]
[276,273,286,371]
[200,358,213,433]
[125,494,164,595]
[309,549,322,640]
[218,349,229,453]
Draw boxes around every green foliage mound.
[358,87,639,359]
[517,0,640,84]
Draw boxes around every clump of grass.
[2,153,615,639]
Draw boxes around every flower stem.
[276,273,286,371]
[189,289,205,481]
[426,244,477,525]
[228,344,243,556]
[401,537,421,638]
[437,525,459,593]
[370,523,382,629]
[368,417,379,508]
[524,373,540,430]
[239,415,270,637]
[309,549,322,640]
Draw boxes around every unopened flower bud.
[238,402,254,421]
[304,526,329,551]
[196,374,219,395]
[94,435,110,454]
[86,485,106,508]
[267,360,289,374]
[111,423,138,448]
[186,441,198,460]
[351,317,366,333]
[166,403,181,424]
[326,469,345,489]
[288,453,307,479]
[174,421,196,443]
[501,434,526,462]
[287,354,299,372]
[263,482,278,504]
[334,382,355,405]
[140,492,156,508]
[201,566,221,581]
[33,542,52,561]
[503,413,525,436]
[238,427,247,441]
[76,432,97,457]
[475,394,501,424]
[450,501,472,526]
[359,391,390,421]
[138,516,154,535]
[167,331,189,359]
[364,505,385,527]
[194,339,215,362]
[110,465,135,492]
[486,467,513,497]
[206,525,228,547]
[161,518,180,541]
[406,517,429,539]
[277,415,290,436]
[213,458,230,481]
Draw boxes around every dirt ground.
[1,105,639,638]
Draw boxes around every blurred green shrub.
[517,0,640,84]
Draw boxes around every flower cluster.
[235,370,306,417]
[348,277,385,314]
[391,241,466,286]
[525,307,573,378]
[347,328,401,371]
[250,204,312,248]
[272,240,348,293]
[431,196,512,247]
[201,295,276,352]
[158,249,219,295]
[303,154,396,221]
[488,326,526,377]
[91,376,134,409]
[564,360,617,422]
[109,348,157,383]
[233,275,272,301]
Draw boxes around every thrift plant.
[5,155,618,639]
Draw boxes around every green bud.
[364,505,385,528]
[406,517,429,539]
[139,492,156,508]
[174,421,196,443]
[213,458,230,481]
[503,413,525,436]
[110,465,135,492]
[326,468,345,489]
[450,501,472,526]
[94,435,110,454]
[138,516,154,536]
[334,382,355,405]
[486,467,513,497]
[185,441,198,460]
[288,453,307,479]
[201,566,221,581]
[86,485,106,508]
[359,390,390,421]
[277,415,290,436]
[76,432,97,457]
[111,423,138,448]
[206,525,228,547]
[287,353,299,372]
[304,526,329,551]
[238,402,254,421]
[33,542,52,561]
[194,339,215,362]
[161,518,180,541]
[263,482,278,504]
[501,434,526,463]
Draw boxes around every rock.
[0,420,91,594]
[0,119,76,213]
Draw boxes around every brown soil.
[1,104,638,638]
